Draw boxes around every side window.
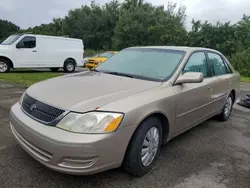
[183,52,208,78]
[18,37,36,48]
[208,53,228,76]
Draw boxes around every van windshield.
[96,48,185,81]
[1,34,22,45]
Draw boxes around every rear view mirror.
[175,72,203,84]
[16,41,25,48]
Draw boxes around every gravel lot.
[0,81,249,188]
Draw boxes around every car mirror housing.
[175,72,203,84]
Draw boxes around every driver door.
[14,36,39,67]
[172,52,213,134]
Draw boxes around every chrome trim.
[21,106,69,126]
[21,95,69,126]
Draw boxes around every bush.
[229,49,250,77]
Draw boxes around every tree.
[0,19,20,40]
[112,1,187,49]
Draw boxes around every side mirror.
[175,72,203,84]
[16,41,24,49]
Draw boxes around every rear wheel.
[63,59,76,73]
[123,117,162,176]
[0,59,11,73]
[217,93,233,121]
[50,68,60,72]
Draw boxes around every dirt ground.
[0,81,249,188]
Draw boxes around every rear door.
[14,36,40,67]
[206,52,233,116]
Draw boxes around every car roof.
[128,46,221,54]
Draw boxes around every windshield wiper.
[104,71,134,78]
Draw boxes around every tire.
[123,117,162,176]
[217,93,233,121]
[0,58,11,73]
[63,59,76,73]
[50,68,60,72]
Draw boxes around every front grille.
[21,94,65,125]
[88,60,96,64]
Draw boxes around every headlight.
[56,112,123,133]
[19,91,26,105]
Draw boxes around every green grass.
[240,76,250,83]
[0,70,61,86]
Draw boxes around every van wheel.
[50,68,60,72]
[217,93,233,121]
[0,59,11,73]
[123,117,162,176]
[64,59,76,73]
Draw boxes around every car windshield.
[98,52,114,58]
[96,48,185,81]
[1,34,22,45]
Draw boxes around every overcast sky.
[0,0,250,29]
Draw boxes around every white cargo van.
[0,34,84,73]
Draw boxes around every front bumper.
[10,103,135,175]
[85,63,97,69]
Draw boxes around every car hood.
[0,45,12,51]
[88,57,107,62]
[26,71,162,112]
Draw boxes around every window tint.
[183,52,208,77]
[208,53,228,76]
[18,37,36,48]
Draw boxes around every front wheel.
[123,117,162,176]
[217,94,233,121]
[0,59,11,73]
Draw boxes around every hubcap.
[67,63,74,71]
[224,97,232,117]
[0,61,8,72]
[141,127,160,167]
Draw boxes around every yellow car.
[85,51,118,69]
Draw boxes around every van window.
[18,37,36,48]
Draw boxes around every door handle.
[208,88,212,91]
[32,50,37,52]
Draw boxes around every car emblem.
[30,104,37,111]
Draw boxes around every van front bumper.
[10,102,135,175]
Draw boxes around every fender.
[0,52,14,67]
[0,52,13,60]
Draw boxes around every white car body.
[0,34,84,70]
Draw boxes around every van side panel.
[38,36,83,68]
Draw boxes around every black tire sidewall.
[220,94,233,121]
[123,117,162,176]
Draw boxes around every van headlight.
[56,112,123,133]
